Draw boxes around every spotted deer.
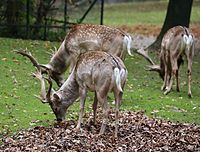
[142,26,194,97]
[31,51,127,137]
[16,24,132,87]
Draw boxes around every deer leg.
[161,64,168,91]
[187,54,193,98]
[114,91,122,138]
[187,67,192,98]
[96,91,109,135]
[87,92,98,126]
[92,92,98,125]
[165,59,177,95]
[75,88,87,131]
[164,74,172,95]
[99,99,109,135]
[176,68,180,92]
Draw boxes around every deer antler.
[145,64,161,71]
[32,69,56,104]
[46,46,57,57]
[44,74,55,102]
[32,70,49,103]
[136,48,155,65]
[14,49,41,71]
[15,49,54,103]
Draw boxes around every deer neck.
[49,40,71,73]
[58,72,79,107]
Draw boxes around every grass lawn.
[0,1,200,138]
[0,37,200,138]
[103,1,200,26]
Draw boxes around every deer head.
[32,69,78,122]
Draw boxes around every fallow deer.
[143,26,194,97]
[32,51,127,137]
[16,24,132,87]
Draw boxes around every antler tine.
[43,73,54,101]
[14,49,41,71]
[46,46,57,57]
[32,69,51,103]
[34,95,49,103]
[136,48,155,65]
[145,64,160,72]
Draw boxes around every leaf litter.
[1,111,200,151]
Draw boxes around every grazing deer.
[141,26,194,97]
[31,51,127,137]
[16,24,132,87]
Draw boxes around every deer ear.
[53,93,61,102]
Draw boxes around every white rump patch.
[183,34,193,46]
[114,68,123,92]
[123,35,133,56]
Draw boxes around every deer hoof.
[161,85,166,91]
[164,90,170,95]
[188,93,192,98]
[73,127,81,133]
[99,123,106,135]
[114,131,118,138]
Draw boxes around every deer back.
[66,24,130,56]
[161,26,194,56]
[43,24,131,86]
[74,51,127,93]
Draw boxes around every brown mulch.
[1,111,200,151]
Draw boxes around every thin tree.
[147,0,193,51]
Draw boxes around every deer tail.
[183,34,193,46]
[124,35,133,56]
[114,67,123,92]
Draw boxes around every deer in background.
[143,26,194,97]
[31,51,127,138]
[16,24,132,87]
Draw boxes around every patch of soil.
[1,111,200,151]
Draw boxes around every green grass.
[104,1,167,26]
[64,1,200,26]
[0,37,200,138]
[103,1,200,26]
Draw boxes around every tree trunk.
[147,0,193,51]
[5,0,19,36]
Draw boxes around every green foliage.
[0,38,200,138]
